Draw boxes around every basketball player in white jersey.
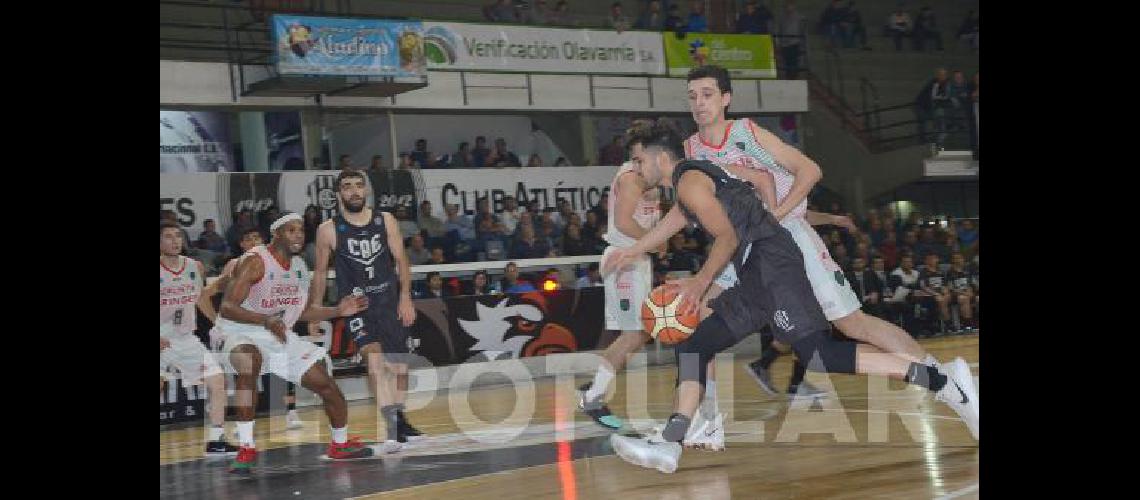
[310,170,421,451]
[217,213,371,473]
[201,226,304,430]
[160,221,239,456]
[577,158,661,430]
[682,65,962,426]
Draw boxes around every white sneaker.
[935,357,979,440]
[610,434,682,473]
[376,439,403,454]
[682,411,725,451]
[285,410,303,430]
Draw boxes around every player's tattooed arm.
[747,119,821,221]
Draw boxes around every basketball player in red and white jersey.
[217,213,371,473]
[577,158,661,430]
[159,221,239,456]
[201,227,305,431]
[682,66,972,438]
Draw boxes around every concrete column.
[239,112,268,172]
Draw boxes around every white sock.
[207,425,225,442]
[331,426,348,444]
[287,409,299,419]
[236,421,255,448]
[586,366,614,401]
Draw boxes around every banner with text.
[160,111,236,173]
[663,33,775,78]
[423,22,665,75]
[272,15,426,77]
[416,166,620,217]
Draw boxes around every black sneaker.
[396,411,425,442]
[745,360,779,396]
[577,383,623,430]
[206,440,240,456]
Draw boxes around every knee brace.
[790,330,859,374]
[675,313,739,387]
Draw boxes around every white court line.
[935,482,979,499]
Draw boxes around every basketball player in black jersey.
[311,170,422,451]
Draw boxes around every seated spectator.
[522,0,550,24]
[509,223,543,259]
[870,256,895,319]
[302,205,322,264]
[582,211,601,240]
[487,138,522,167]
[409,139,434,168]
[538,222,560,257]
[958,10,979,51]
[914,254,951,331]
[887,255,921,329]
[866,217,886,247]
[468,270,494,296]
[484,0,517,23]
[885,7,912,51]
[337,154,353,169]
[196,219,228,255]
[589,192,609,223]
[368,154,385,173]
[736,0,773,34]
[912,6,943,51]
[428,247,447,265]
[256,206,281,243]
[554,157,570,166]
[472,136,492,168]
[845,256,883,317]
[416,271,448,299]
[226,209,257,253]
[499,196,522,234]
[598,135,625,166]
[394,205,420,239]
[406,234,431,265]
[526,154,544,168]
[818,0,847,48]
[444,203,476,241]
[685,0,708,32]
[635,0,666,30]
[842,1,870,50]
[547,0,572,26]
[607,2,631,32]
[664,3,684,31]
[451,142,473,168]
[498,262,522,291]
[475,212,509,250]
[957,219,978,257]
[575,263,604,288]
[417,200,447,239]
[562,224,592,256]
[945,253,977,331]
[914,226,940,261]
[852,241,873,264]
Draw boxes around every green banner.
[663,33,776,78]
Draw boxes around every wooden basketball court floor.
[160,335,979,499]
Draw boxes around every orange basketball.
[641,284,700,345]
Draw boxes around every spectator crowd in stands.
[914,66,979,155]
[166,194,979,338]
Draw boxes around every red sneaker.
[229,446,257,474]
[327,437,373,459]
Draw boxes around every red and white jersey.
[160,256,203,337]
[237,246,312,329]
[603,161,661,247]
[685,118,807,221]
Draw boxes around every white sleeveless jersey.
[160,256,202,337]
[686,118,807,220]
[237,246,312,329]
[603,162,661,247]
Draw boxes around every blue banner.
[272,15,425,77]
